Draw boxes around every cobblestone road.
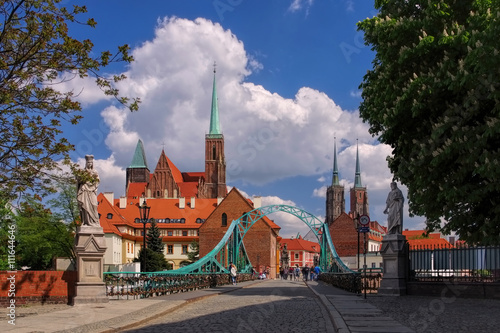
[125,279,334,333]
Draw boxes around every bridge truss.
[154,205,355,275]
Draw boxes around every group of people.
[279,264,321,281]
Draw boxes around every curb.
[306,282,350,333]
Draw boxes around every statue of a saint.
[77,155,100,227]
[383,182,404,235]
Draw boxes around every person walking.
[314,264,321,281]
[229,262,237,285]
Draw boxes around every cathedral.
[124,69,227,200]
[325,139,369,225]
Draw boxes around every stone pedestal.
[72,226,109,305]
[378,234,408,296]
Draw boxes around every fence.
[409,244,500,282]
[104,272,255,299]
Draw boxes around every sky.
[60,0,428,238]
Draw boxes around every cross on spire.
[213,61,217,74]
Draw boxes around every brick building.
[199,188,281,278]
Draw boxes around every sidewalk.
[306,280,415,333]
[2,280,262,333]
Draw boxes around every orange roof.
[403,229,442,239]
[178,182,199,198]
[281,238,320,253]
[408,238,453,249]
[166,155,183,184]
[113,197,218,229]
[126,182,147,198]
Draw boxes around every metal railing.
[409,244,500,282]
[104,272,255,299]
[318,273,361,293]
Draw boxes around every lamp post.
[138,198,150,272]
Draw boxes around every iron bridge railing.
[104,272,256,299]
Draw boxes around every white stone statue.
[383,182,404,235]
[77,155,100,227]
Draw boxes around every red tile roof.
[403,230,442,240]
[126,182,147,199]
[281,238,320,253]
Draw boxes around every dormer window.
[107,213,113,219]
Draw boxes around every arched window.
[212,144,216,160]
[221,213,227,227]
[242,213,248,227]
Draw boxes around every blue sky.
[60,0,427,237]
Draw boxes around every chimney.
[449,236,455,246]
[253,196,262,208]
[217,197,223,206]
[104,192,114,204]
[119,196,127,209]
[179,197,185,209]
[190,197,195,209]
[139,196,146,206]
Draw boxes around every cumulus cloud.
[84,16,423,233]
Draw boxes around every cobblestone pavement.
[366,295,500,333]
[125,279,335,333]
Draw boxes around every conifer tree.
[146,220,164,253]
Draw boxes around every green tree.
[134,248,171,272]
[187,240,199,263]
[0,0,140,201]
[146,220,164,253]
[14,196,74,270]
[358,1,500,244]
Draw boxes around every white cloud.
[312,185,327,198]
[260,196,310,238]
[87,17,426,232]
[288,0,314,13]
[350,90,362,98]
[317,176,325,182]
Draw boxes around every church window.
[221,213,227,227]
[242,213,248,227]
[212,144,216,160]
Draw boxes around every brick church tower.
[125,65,227,200]
[325,138,345,226]
[201,66,226,199]
[349,141,369,217]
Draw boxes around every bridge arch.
[159,205,354,275]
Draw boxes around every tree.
[187,240,199,263]
[14,196,74,270]
[358,1,500,244]
[0,0,140,201]
[146,220,164,253]
[135,248,171,272]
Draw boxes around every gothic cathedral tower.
[203,66,226,198]
[350,141,369,217]
[325,138,345,226]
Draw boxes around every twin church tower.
[125,67,226,200]
[325,140,369,226]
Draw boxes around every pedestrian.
[302,265,310,281]
[314,264,321,281]
[279,267,284,279]
[229,262,237,285]
[294,265,300,281]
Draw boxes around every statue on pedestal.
[76,155,100,227]
[383,182,404,235]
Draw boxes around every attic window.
[107,213,113,219]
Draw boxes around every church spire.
[129,139,149,169]
[209,62,222,136]
[332,137,339,186]
[354,139,362,188]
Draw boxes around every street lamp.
[138,198,150,272]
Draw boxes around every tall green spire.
[208,63,222,136]
[354,139,363,188]
[129,139,149,169]
[332,137,340,186]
